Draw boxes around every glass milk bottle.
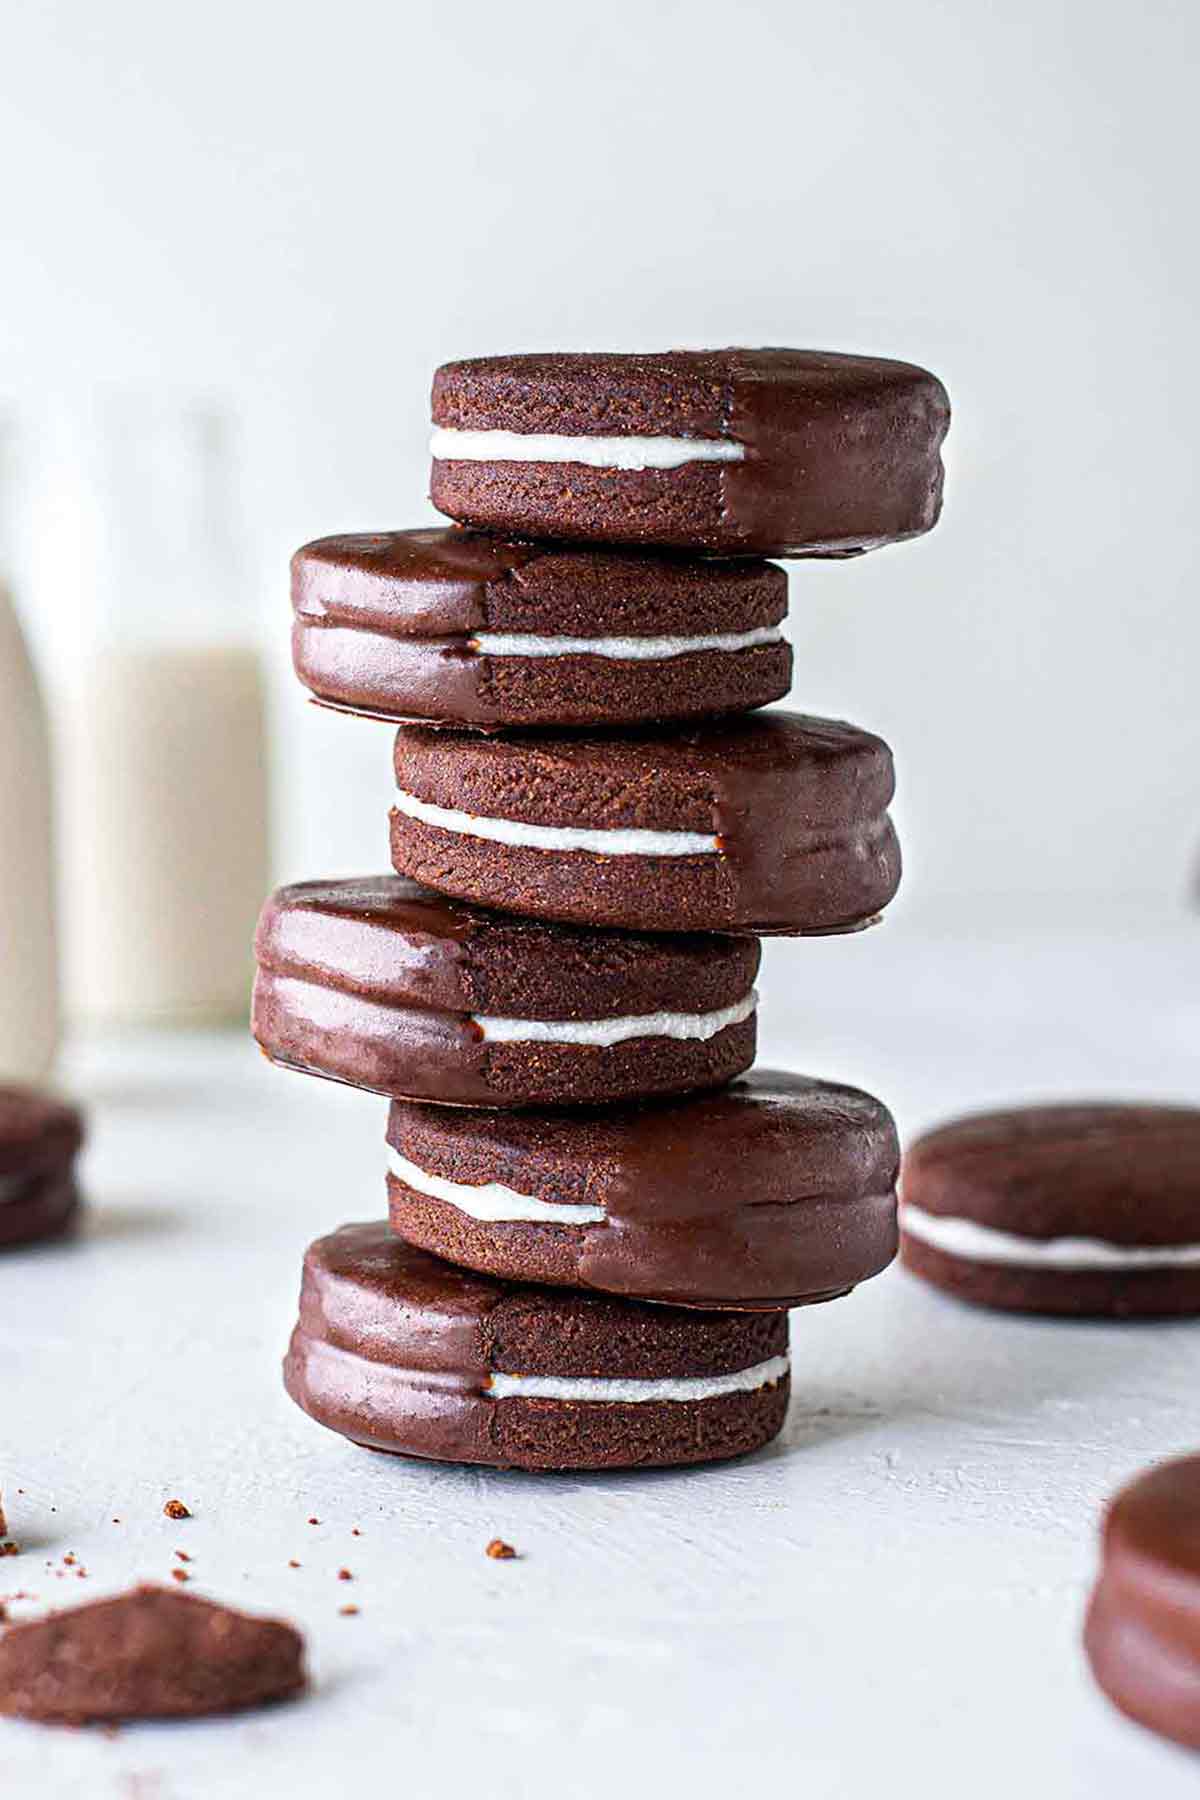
[56,398,270,1025]
[0,418,60,1077]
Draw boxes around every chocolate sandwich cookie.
[900,1103,1200,1317]
[252,877,759,1107]
[1085,1453,1200,1751]
[291,528,791,729]
[0,1585,306,1723]
[386,1070,900,1310]
[0,1086,84,1251]
[429,348,950,557]
[284,1223,790,1470]
[391,711,900,935]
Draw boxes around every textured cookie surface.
[430,349,949,557]
[0,1585,305,1723]
[0,1085,84,1251]
[252,876,759,1107]
[1084,1454,1200,1749]
[283,1223,790,1470]
[391,711,900,935]
[386,1070,899,1309]
[900,1102,1200,1316]
[291,528,790,727]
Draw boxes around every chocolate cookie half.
[430,348,950,557]
[900,1103,1200,1317]
[386,1070,899,1309]
[291,528,791,728]
[1085,1454,1200,1750]
[0,1086,84,1251]
[283,1223,790,1470]
[0,1585,305,1724]
[391,711,900,935]
[252,877,758,1107]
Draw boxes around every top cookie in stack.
[428,348,948,556]
[261,345,948,1473]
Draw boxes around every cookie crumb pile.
[254,345,950,1472]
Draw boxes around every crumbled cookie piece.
[0,1584,305,1722]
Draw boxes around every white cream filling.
[387,1147,605,1224]
[475,989,756,1048]
[430,425,745,473]
[487,1354,790,1405]
[900,1203,1200,1270]
[469,624,784,662]
[393,788,719,857]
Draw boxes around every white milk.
[0,579,60,1077]
[61,645,269,1024]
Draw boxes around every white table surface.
[2,918,1199,1799]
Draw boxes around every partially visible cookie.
[284,1223,790,1471]
[429,349,950,556]
[900,1103,1200,1317]
[0,1086,84,1252]
[291,529,791,728]
[0,1585,305,1723]
[386,1070,899,1310]
[1085,1454,1200,1750]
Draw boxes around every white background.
[1,0,1198,924]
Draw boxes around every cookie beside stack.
[254,347,950,1471]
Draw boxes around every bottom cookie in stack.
[283,1223,790,1471]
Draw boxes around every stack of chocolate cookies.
[254,347,950,1471]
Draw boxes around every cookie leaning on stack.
[254,344,950,1471]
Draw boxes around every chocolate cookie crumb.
[287,1560,300,1569]
[306,1517,319,1526]
[175,1551,191,1563]
[0,1584,306,1722]
[163,1500,191,1521]
[485,1539,517,1560]
[169,1569,189,1584]
[338,1604,359,1617]
[336,1569,352,1582]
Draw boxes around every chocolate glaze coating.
[386,1070,899,1309]
[900,1103,1200,1318]
[391,711,900,935]
[0,1585,306,1723]
[252,876,759,1107]
[431,349,950,557]
[291,528,791,727]
[1085,1454,1200,1750]
[283,1223,790,1470]
[0,1086,85,1251]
